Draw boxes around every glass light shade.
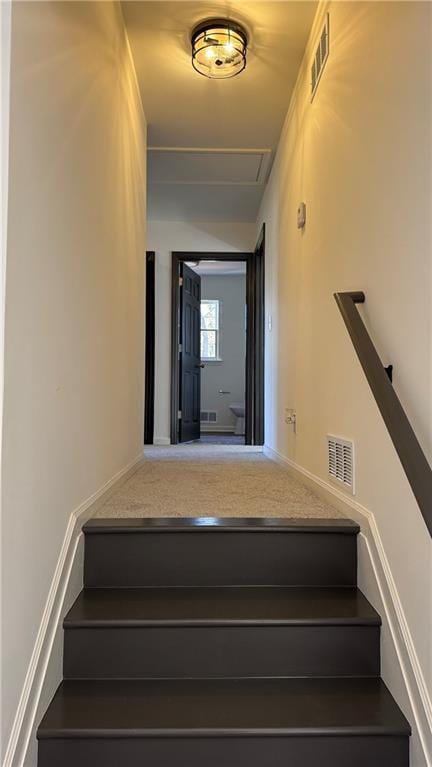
[191,19,247,79]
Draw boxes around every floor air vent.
[201,411,217,424]
[311,13,329,100]
[327,435,354,493]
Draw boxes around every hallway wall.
[147,221,256,443]
[1,2,146,759]
[258,0,431,750]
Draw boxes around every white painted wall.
[1,2,12,587]
[201,274,246,431]
[1,2,146,760]
[147,222,256,442]
[258,0,431,755]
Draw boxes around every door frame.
[144,251,155,445]
[170,229,265,445]
[251,224,265,446]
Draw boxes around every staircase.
[37,517,410,766]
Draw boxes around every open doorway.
[169,227,265,445]
[186,259,247,445]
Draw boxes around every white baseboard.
[3,451,145,767]
[153,437,171,446]
[153,432,238,441]
[200,426,235,433]
[264,444,432,767]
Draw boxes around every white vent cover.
[311,13,329,100]
[327,435,355,493]
[200,411,217,423]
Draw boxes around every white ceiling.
[122,1,317,221]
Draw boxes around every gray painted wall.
[201,274,246,431]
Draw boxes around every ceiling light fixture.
[191,19,248,79]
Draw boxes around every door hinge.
[179,277,183,287]
[178,410,182,419]
[179,343,183,353]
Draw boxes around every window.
[200,300,220,360]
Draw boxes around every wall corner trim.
[264,444,432,766]
[152,437,171,446]
[3,451,145,767]
[119,3,147,125]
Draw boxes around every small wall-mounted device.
[297,202,306,229]
[285,408,297,431]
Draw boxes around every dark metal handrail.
[334,291,432,537]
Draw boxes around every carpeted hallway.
[94,445,343,519]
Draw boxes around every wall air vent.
[200,411,217,423]
[327,435,355,493]
[311,13,329,100]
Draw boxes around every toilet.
[230,403,245,436]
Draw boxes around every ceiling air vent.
[311,13,329,100]
[327,435,355,493]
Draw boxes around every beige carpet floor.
[94,445,343,519]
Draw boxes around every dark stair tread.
[64,587,380,627]
[37,678,410,738]
[83,517,360,534]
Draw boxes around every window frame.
[200,298,222,362]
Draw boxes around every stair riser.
[64,625,380,678]
[84,531,357,587]
[38,735,409,767]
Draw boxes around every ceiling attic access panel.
[147,148,272,185]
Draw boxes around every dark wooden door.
[179,263,201,442]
